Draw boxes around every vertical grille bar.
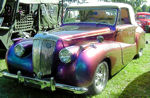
[40,40,56,75]
[33,39,42,74]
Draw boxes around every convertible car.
[3,2,145,95]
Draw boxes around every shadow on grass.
[120,71,150,97]
[0,76,91,98]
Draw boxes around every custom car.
[3,2,145,95]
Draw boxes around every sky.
[147,0,150,5]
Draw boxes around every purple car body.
[3,2,145,95]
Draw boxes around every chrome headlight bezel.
[59,48,72,64]
[14,44,25,57]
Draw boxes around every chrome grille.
[33,39,56,76]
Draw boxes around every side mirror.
[97,36,104,43]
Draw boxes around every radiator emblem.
[46,43,52,48]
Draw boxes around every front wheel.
[88,61,109,95]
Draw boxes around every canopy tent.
[0,0,6,14]
[0,0,60,14]
[19,0,60,4]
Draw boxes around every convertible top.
[69,2,132,9]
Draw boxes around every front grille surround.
[33,38,57,76]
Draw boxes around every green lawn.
[0,34,150,98]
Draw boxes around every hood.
[44,25,111,40]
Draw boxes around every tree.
[142,4,149,12]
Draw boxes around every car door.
[115,8,137,65]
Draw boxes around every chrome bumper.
[2,71,88,94]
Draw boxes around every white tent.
[19,0,60,4]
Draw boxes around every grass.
[0,34,150,97]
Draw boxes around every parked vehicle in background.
[0,0,61,50]
[3,2,145,95]
[136,12,150,32]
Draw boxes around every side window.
[119,8,131,25]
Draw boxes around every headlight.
[14,44,25,57]
[59,48,72,64]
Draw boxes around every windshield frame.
[62,7,119,27]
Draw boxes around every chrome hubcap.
[95,62,108,91]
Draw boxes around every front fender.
[6,39,33,74]
[75,45,106,86]
[56,44,106,87]
[75,41,123,86]
[56,41,122,87]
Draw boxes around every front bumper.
[2,71,88,94]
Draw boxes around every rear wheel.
[88,61,109,95]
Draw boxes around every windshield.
[137,15,150,19]
[63,7,118,25]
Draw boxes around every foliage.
[105,0,150,13]
[108,0,147,13]
[141,4,150,12]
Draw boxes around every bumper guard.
[2,71,88,94]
